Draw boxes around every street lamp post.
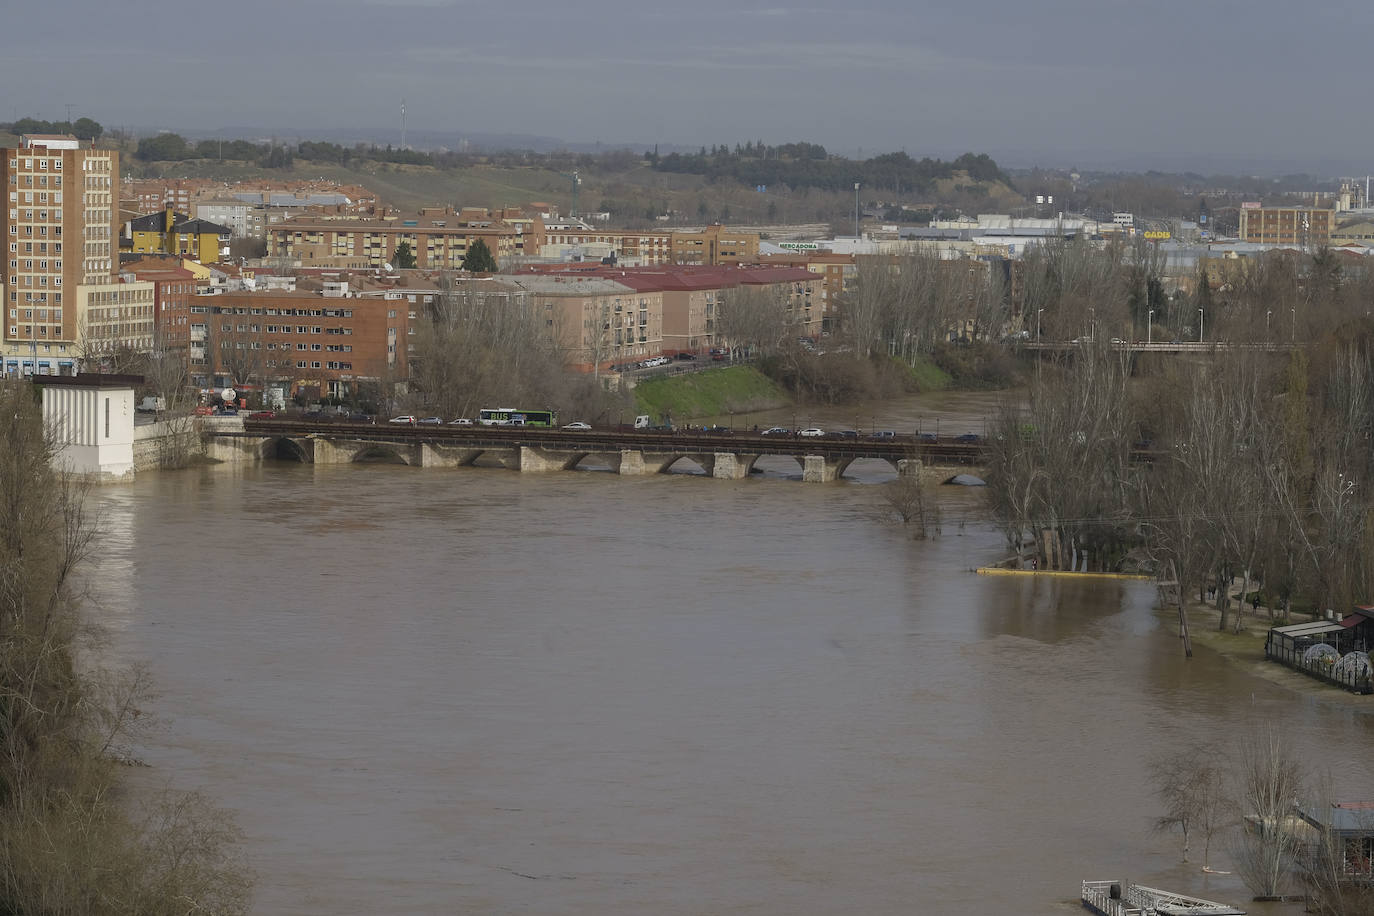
[1291,308,1296,341]
[1266,310,1271,337]
[1037,308,1044,341]
[1147,309,1153,345]
[853,182,860,239]
[1198,307,1204,343]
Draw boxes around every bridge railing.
[232,419,985,463]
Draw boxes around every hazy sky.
[4,0,1371,171]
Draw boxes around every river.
[88,391,1374,915]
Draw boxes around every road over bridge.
[205,420,988,483]
[1021,339,1294,355]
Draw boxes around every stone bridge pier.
[204,435,272,463]
[709,452,760,479]
[801,453,856,483]
[420,442,492,468]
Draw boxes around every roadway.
[239,419,986,464]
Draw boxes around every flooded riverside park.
[88,390,1374,914]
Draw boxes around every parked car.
[870,430,897,440]
[562,421,592,430]
[917,433,938,443]
[418,417,443,425]
[676,352,698,360]
[798,427,825,438]
[248,410,275,420]
[449,417,474,425]
[761,427,792,437]
[954,433,982,444]
[347,413,373,423]
[829,429,859,440]
[389,415,418,425]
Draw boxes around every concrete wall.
[132,417,202,470]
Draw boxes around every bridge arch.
[663,455,709,475]
[567,452,618,472]
[843,457,898,482]
[353,444,410,465]
[271,437,310,463]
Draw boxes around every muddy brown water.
[87,392,1374,915]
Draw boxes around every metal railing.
[1265,638,1374,694]
[1082,879,1243,915]
[1082,881,1145,916]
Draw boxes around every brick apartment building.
[2,134,121,374]
[123,257,199,350]
[513,264,821,367]
[538,223,761,267]
[195,287,408,397]
[267,208,542,270]
[501,275,665,372]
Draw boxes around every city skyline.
[4,1,1373,174]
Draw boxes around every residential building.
[77,278,156,358]
[126,206,231,262]
[671,224,760,265]
[123,257,199,350]
[535,224,762,267]
[1238,205,1334,246]
[195,199,259,238]
[754,251,855,330]
[2,134,119,374]
[121,177,216,215]
[514,264,821,360]
[196,288,408,398]
[267,208,541,270]
[503,276,663,371]
[540,226,674,265]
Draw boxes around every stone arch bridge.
[204,420,986,483]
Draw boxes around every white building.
[36,374,138,480]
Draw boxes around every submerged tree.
[1149,744,1229,866]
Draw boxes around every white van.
[633,415,652,429]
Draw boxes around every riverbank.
[1168,600,1374,711]
[633,366,789,422]
[631,353,974,424]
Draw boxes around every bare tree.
[1149,744,1230,866]
[0,381,252,912]
[717,282,792,357]
[877,461,940,539]
[985,345,1137,571]
[409,275,630,423]
[210,316,266,394]
[138,324,192,410]
[1230,728,1305,900]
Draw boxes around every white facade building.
[37,374,137,480]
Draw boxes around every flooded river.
[88,392,1374,914]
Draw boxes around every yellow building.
[127,206,231,262]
